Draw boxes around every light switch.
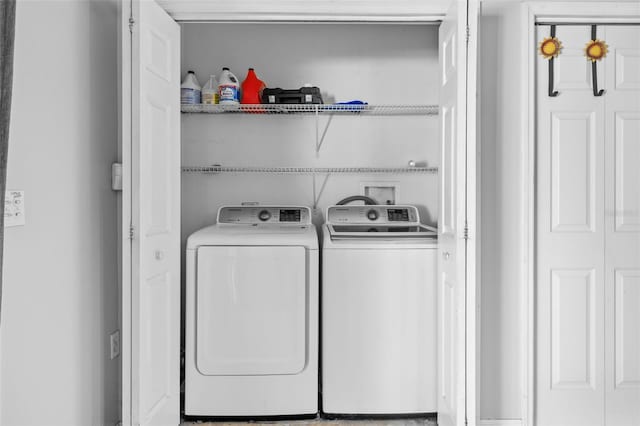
[5,190,25,227]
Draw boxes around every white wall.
[180,23,440,238]
[479,1,525,421]
[1,1,120,425]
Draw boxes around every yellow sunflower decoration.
[585,39,608,62]
[539,36,562,59]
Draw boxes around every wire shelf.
[181,165,438,174]
[181,104,439,116]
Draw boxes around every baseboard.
[479,420,523,426]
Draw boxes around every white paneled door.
[438,1,478,425]
[536,24,640,426]
[122,0,181,425]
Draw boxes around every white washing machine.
[185,206,319,417]
[322,205,438,415]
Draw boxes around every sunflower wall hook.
[586,25,606,96]
[542,25,561,97]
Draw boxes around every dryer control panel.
[217,206,312,225]
[327,205,420,224]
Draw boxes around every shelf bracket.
[315,110,334,156]
[312,173,331,209]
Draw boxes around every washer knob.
[366,209,379,221]
[258,210,271,221]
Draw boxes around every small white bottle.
[202,75,219,104]
[218,67,240,105]
[180,70,201,104]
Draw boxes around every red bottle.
[240,68,266,104]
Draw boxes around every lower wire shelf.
[181,165,438,174]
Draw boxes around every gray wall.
[479,1,525,421]
[1,0,120,424]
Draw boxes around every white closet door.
[438,0,477,425]
[604,25,640,426]
[123,0,181,425]
[535,25,606,426]
[537,24,640,426]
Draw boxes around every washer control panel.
[217,206,311,224]
[327,205,420,224]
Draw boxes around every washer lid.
[325,205,437,240]
[327,224,437,240]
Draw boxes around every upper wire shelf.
[181,165,438,174]
[181,104,439,116]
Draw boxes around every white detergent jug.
[202,75,219,104]
[218,67,240,105]
[181,70,201,104]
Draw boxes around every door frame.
[519,3,640,425]
[119,0,133,423]
[121,0,480,424]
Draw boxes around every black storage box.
[261,87,323,104]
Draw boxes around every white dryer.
[185,206,319,418]
[322,205,438,416]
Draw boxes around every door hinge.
[463,221,469,240]
[129,16,135,33]
[465,25,470,43]
[129,225,135,240]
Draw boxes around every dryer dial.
[366,209,379,221]
[258,210,271,221]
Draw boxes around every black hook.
[591,25,605,97]
[548,25,559,97]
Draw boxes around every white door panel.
[124,0,181,425]
[614,270,640,387]
[554,48,593,91]
[614,49,640,90]
[549,269,597,390]
[613,113,640,232]
[550,111,597,232]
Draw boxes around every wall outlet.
[362,184,397,205]
[110,330,120,360]
[4,190,25,227]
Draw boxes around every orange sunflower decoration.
[539,36,562,59]
[585,39,608,62]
